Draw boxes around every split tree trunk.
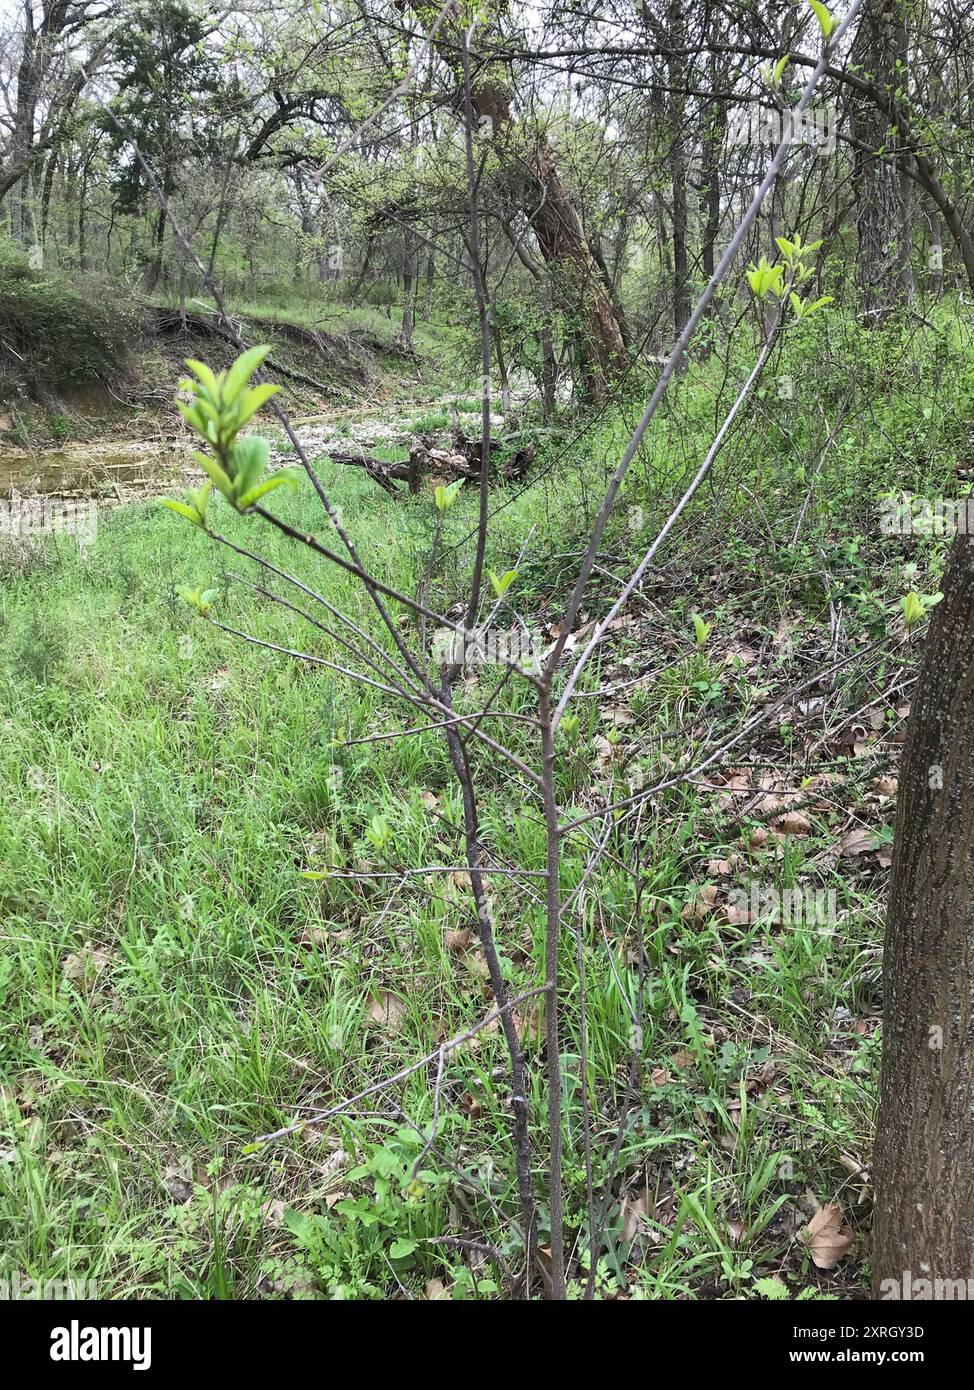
[144,204,167,292]
[872,532,974,1294]
[407,1,625,403]
[400,227,417,350]
[526,139,627,401]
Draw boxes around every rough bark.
[399,226,417,349]
[5,1,100,242]
[669,136,691,339]
[850,0,915,320]
[872,532,974,1295]
[526,138,627,400]
[144,203,167,291]
[700,104,725,280]
[7,0,46,245]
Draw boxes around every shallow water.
[0,398,510,501]
[0,438,189,500]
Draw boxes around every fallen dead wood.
[324,437,535,495]
[326,449,408,494]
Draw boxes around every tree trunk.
[850,0,915,321]
[351,236,374,304]
[64,151,77,258]
[592,232,631,349]
[872,532,974,1296]
[669,134,691,339]
[540,296,557,422]
[8,0,41,246]
[39,147,58,248]
[423,250,435,318]
[527,139,626,401]
[144,204,166,292]
[700,119,724,280]
[407,0,625,403]
[400,228,417,349]
[492,321,511,416]
[665,0,691,341]
[699,44,727,282]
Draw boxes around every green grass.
[0,306,970,1298]
[409,410,451,433]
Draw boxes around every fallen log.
[324,438,535,494]
[326,450,410,492]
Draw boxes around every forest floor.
[0,299,970,1298]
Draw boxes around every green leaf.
[223,345,273,405]
[809,0,836,39]
[235,382,281,427]
[176,400,207,436]
[692,612,712,647]
[366,813,390,849]
[772,54,790,87]
[178,585,219,617]
[746,256,785,300]
[194,451,235,501]
[183,358,220,398]
[190,480,213,518]
[389,1238,417,1259]
[237,467,301,510]
[194,396,221,427]
[160,477,215,528]
[901,591,925,629]
[228,434,270,505]
[434,478,464,513]
[753,1276,791,1300]
[160,498,203,524]
[488,567,518,598]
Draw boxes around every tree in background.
[100,0,222,290]
[849,0,914,321]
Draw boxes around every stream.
[0,399,508,502]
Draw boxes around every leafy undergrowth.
[0,239,138,405]
[0,308,969,1298]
